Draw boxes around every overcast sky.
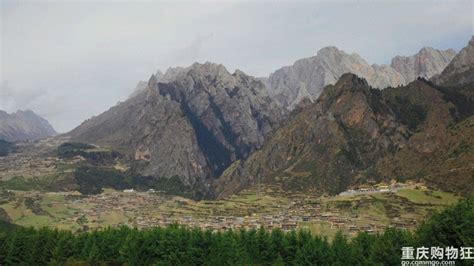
[1,0,472,132]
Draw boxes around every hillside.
[433,36,474,86]
[215,74,473,198]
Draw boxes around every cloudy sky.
[1,0,472,132]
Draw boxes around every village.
[46,181,426,236]
[0,139,454,237]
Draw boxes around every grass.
[298,221,339,240]
[97,211,129,226]
[15,212,54,227]
[1,203,24,221]
[396,188,459,205]
[0,185,461,236]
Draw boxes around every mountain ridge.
[266,46,456,109]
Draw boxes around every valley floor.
[0,182,459,239]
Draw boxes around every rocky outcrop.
[127,67,189,100]
[0,110,57,142]
[266,46,455,109]
[68,62,286,197]
[432,36,474,86]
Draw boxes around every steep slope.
[0,110,57,142]
[153,63,286,176]
[433,36,474,86]
[68,83,210,189]
[267,46,455,109]
[377,81,473,195]
[68,62,286,196]
[215,74,408,198]
[215,73,473,198]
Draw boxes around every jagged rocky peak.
[158,66,187,83]
[266,45,455,110]
[69,61,287,198]
[152,61,287,163]
[148,73,158,87]
[265,46,395,110]
[432,36,474,86]
[127,66,188,100]
[0,109,57,142]
[390,46,456,81]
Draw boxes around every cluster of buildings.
[0,152,59,181]
[338,182,409,196]
[61,184,419,235]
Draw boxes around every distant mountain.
[215,73,473,198]
[0,110,57,142]
[432,36,474,86]
[266,46,455,109]
[68,62,287,197]
[391,47,456,82]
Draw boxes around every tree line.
[0,198,472,265]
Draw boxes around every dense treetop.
[0,198,472,265]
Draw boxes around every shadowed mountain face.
[67,62,287,197]
[266,46,455,109]
[214,73,473,199]
[0,110,57,142]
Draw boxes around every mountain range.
[215,37,473,198]
[13,36,472,199]
[264,46,456,109]
[0,110,56,142]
